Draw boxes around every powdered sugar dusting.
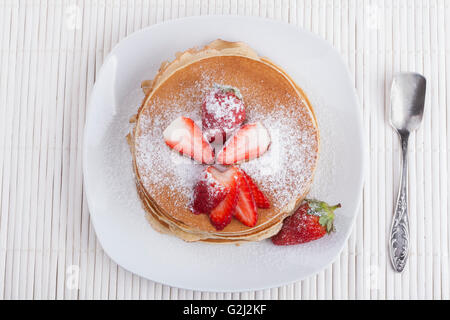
[202,84,245,141]
[133,56,322,222]
[204,84,244,121]
[135,97,317,211]
[97,78,342,257]
[135,109,205,207]
[239,104,317,208]
[191,168,227,213]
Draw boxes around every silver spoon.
[389,72,426,272]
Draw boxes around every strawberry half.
[216,122,271,165]
[271,200,341,246]
[240,169,270,209]
[191,167,229,214]
[163,116,214,164]
[234,169,258,227]
[202,84,246,143]
[208,167,239,230]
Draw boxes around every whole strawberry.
[271,200,341,246]
[202,84,245,143]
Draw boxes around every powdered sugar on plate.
[306,90,342,202]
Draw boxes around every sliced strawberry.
[202,84,245,143]
[163,116,214,164]
[191,167,228,214]
[240,169,270,209]
[207,166,238,186]
[233,169,258,227]
[209,167,239,230]
[216,122,271,165]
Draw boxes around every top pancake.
[132,40,319,235]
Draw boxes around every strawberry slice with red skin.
[216,122,271,165]
[240,169,270,209]
[163,116,214,164]
[191,167,228,215]
[233,169,258,228]
[271,200,340,246]
[202,84,245,143]
[209,167,239,230]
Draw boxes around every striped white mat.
[0,0,449,300]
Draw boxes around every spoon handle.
[389,133,410,272]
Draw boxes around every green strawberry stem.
[305,199,341,234]
[330,203,342,210]
[213,83,243,100]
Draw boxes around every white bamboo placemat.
[0,0,449,300]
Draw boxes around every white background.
[0,0,449,299]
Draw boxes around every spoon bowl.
[390,73,426,135]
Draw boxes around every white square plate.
[83,16,365,292]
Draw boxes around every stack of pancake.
[127,40,319,243]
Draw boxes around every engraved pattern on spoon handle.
[389,134,410,272]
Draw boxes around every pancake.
[128,40,319,242]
